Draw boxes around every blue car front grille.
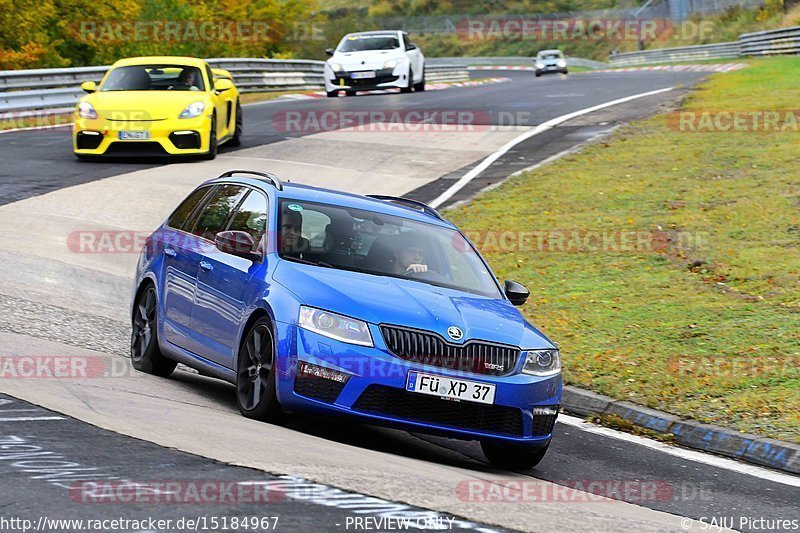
[353,385,524,436]
[380,325,521,376]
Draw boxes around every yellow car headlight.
[179,101,205,119]
[78,102,98,119]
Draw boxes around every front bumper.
[536,65,568,75]
[73,115,212,156]
[325,67,406,92]
[274,322,562,444]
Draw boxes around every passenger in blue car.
[280,207,310,256]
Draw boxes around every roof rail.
[366,195,443,220]
[217,169,283,191]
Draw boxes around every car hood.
[82,91,209,121]
[273,261,554,349]
[331,50,404,70]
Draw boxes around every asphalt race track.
[1,69,798,532]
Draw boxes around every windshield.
[538,52,563,60]
[101,65,206,92]
[277,199,502,298]
[339,35,400,52]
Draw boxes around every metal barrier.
[0,59,470,113]
[610,24,800,65]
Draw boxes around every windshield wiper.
[285,256,334,268]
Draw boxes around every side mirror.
[215,231,259,261]
[80,81,97,93]
[504,280,529,306]
[406,43,417,51]
[325,48,335,57]
[213,78,233,93]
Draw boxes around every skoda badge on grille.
[447,326,463,341]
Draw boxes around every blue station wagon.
[131,170,562,469]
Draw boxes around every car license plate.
[351,71,376,80]
[118,131,150,140]
[406,371,496,405]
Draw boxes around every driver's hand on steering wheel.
[404,263,428,273]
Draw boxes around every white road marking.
[0,416,65,421]
[558,414,800,488]
[428,86,673,208]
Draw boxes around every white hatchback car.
[324,31,425,97]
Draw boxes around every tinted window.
[227,190,268,253]
[167,186,212,231]
[192,185,248,240]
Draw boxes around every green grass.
[446,56,800,443]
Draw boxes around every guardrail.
[0,59,470,114]
[609,24,800,65]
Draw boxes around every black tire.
[236,317,282,421]
[562,69,569,75]
[131,284,177,377]
[413,69,426,91]
[400,67,413,93]
[481,441,550,470]
[229,103,243,147]
[326,90,339,97]
[535,72,541,77]
[345,90,357,97]
[74,153,93,161]
[203,115,217,160]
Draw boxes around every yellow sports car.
[73,56,242,159]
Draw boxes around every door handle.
[164,247,177,257]
[199,260,213,272]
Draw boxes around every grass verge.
[446,56,800,443]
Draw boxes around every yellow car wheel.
[203,116,217,160]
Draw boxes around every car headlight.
[557,60,567,68]
[383,58,403,69]
[535,62,545,69]
[522,349,561,376]
[299,306,373,347]
[329,62,343,72]
[179,101,205,119]
[78,102,98,119]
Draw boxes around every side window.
[300,210,331,248]
[404,34,414,50]
[191,185,248,240]
[227,190,268,253]
[167,186,212,231]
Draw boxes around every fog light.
[298,362,349,383]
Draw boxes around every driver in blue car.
[393,234,428,274]
[281,207,310,256]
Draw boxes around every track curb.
[561,385,800,475]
